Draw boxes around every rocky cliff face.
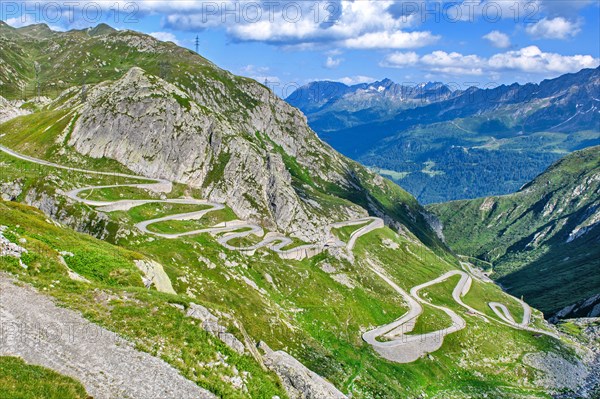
[63,67,367,240]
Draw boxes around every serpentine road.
[362,263,558,363]
[1,144,558,364]
[0,145,381,261]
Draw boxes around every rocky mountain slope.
[287,68,600,203]
[429,146,600,318]
[0,21,443,249]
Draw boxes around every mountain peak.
[17,23,51,31]
[88,23,117,37]
[16,23,55,38]
[422,81,446,90]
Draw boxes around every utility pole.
[195,35,199,53]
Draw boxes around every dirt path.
[0,275,215,399]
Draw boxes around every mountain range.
[286,68,600,204]
[0,22,599,399]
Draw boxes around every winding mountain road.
[0,145,380,261]
[362,266,559,363]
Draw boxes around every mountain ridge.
[429,146,600,318]
[286,77,455,132]
[0,22,597,399]
[286,67,600,204]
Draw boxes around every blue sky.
[2,1,599,96]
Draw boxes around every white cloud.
[5,14,64,31]
[238,65,279,84]
[526,17,581,39]
[149,31,180,45]
[488,46,597,73]
[343,30,439,49]
[3,1,136,31]
[382,51,420,66]
[241,65,270,74]
[383,46,599,76]
[483,31,511,49]
[421,51,485,75]
[5,15,35,28]
[382,50,484,75]
[336,75,375,85]
[325,56,342,69]
[155,1,435,50]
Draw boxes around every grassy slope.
[0,357,88,399]
[0,150,574,397]
[429,146,600,315]
[0,201,286,399]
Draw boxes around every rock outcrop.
[0,95,28,124]
[550,295,600,323]
[261,347,348,399]
[0,24,445,250]
[186,303,246,355]
[134,259,176,294]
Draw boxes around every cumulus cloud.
[526,17,581,39]
[383,52,420,67]
[488,46,596,73]
[325,56,342,69]
[343,30,439,49]
[336,75,376,85]
[483,31,511,49]
[149,32,180,45]
[382,46,598,76]
[151,0,436,50]
[382,50,484,75]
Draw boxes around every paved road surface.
[0,145,383,261]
